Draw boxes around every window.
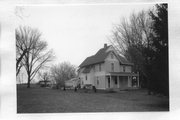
[111,53,114,59]
[99,64,101,71]
[86,75,87,80]
[108,77,110,88]
[123,66,126,72]
[111,63,114,72]
[97,77,99,85]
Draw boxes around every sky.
[16,4,155,67]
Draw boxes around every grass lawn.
[17,84,169,113]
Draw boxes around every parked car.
[65,78,80,89]
[39,80,51,87]
[83,84,97,92]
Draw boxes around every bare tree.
[50,62,77,90]
[109,10,154,87]
[38,71,50,87]
[38,71,49,81]
[110,10,152,56]
[16,26,54,88]
[15,7,30,76]
[16,26,36,76]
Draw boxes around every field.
[17,84,169,113]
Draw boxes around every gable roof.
[79,45,133,68]
[79,46,110,67]
[117,55,134,65]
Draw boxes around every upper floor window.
[86,75,87,80]
[97,77,99,85]
[111,53,114,59]
[99,64,101,71]
[111,63,114,72]
[123,66,126,72]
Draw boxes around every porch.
[105,72,139,90]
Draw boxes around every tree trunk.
[27,75,31,88]
[16,49,27,73]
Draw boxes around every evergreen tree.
[149,4,168,95]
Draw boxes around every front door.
[114,76,118,88]
[108,77,110,88]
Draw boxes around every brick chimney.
[104,43,107,48]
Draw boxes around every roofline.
[79,45,134,68]
[110,51,134,66]
[79,52,134,68]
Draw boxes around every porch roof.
[106,72,139,76]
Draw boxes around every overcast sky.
[17,4,154,67]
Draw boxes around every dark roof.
[82,67,91,73]
[79,55,96,68]
[79,45,133,68]
[79,46,110,67]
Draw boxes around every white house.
[78,44,139,90]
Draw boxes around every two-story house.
[78,44,139,90]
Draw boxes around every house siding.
[105,52,120,72]
[79,68,95,86]
[105,77,108,89]
[105,52,132,73]
[94,63,105,72]
[120,65,132,72]
[94,63,106,76]
[94,76,105,89]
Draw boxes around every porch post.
[117,76,119,88]
[110,75,112,88]
[127,76,130,87]
[105,76,106,89]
